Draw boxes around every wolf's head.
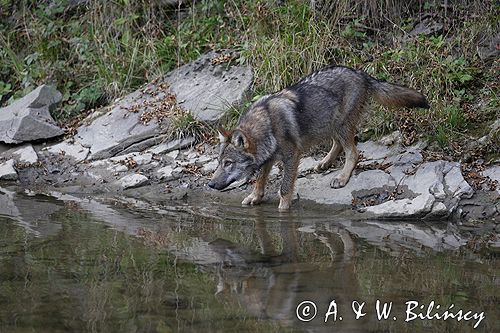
[208,128,259,190]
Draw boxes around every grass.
[0,0,498,159]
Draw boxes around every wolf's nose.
[207,180,215,189]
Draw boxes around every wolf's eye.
[223,160,233,168]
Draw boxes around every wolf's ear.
[217,127,232,143]
[231,130,247,149]
[231,129,257,154]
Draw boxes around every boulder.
[0,159,18,180]
[116,173,149,189]
[0,85,63,144]
[297,169,395,206]
[11,144,38,164]
[165,50,253,122]
[365,161,473,218]
[482,166,500,194]
[294,135,474,218]
[46,141,90,163]
[75,50,252,160]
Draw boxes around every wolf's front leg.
[278,153,300,210]
[242,160,273,206]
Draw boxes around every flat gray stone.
[379,131,402,146]
[366,161,473,218]
[164,50,253,122]
[298,157,318,176]
[76,50,251,159]
[0,85,63,144]
[297,169,394,205]
[358,141,402,163]
[482,166,500,194]
[157,165,175,179]
[148,137,194,155]
[116,174,149,189]
[75,89,168,160]
[110,152,153,166]
[201,160,218,175]
[120,134,172,156]
[0,159,18,180]
[11,144,38,164]
[46,141,89,163]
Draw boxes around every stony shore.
[0,50,498,224]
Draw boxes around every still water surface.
[0,187,498,332]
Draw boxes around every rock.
[379,131,402,146]
[167,150,180,159]
[358,141,401,164]
[298,157,318,176]
[120,133,172,156]
[482,166,500,194]
[297,170,395,205]
[0,160,18,180]
[75,88,169,160]
[110,152,153,166]
[164,50,253,122]
[148,137,194,155]
[157,165,176,179]
[201,160,218,175]
[116,174,149,189]
[384,148,423,167]
[76,49,251,159]
[46,141,89,163]
[365,161,473,218]
[0,85,63,144]
[11,144,38,164]
[196,155,212,165]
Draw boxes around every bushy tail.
[370,79,430,109]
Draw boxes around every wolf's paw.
[278,201,290,211]
[330,176,349,189]
[242,193,263,206]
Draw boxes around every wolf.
[208,65,429,210]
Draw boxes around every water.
[0,187,498,332]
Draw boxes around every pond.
[0,186,498,332]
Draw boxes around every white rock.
[358,141,402,161]
[196,155,213,165]
[0,159,18,180]
[379,131,402,146]
[298,157,318,175]
[116,174,149,189]
[165,150,179,159]
[297,169,395,205]
[148,137,195,155]
[47,141,89,163]
[157,165,175,179]
[108,164,129,173]
[201,160,218,175]
[444,162,474,198]
[12,144,38,164]
[110,152,152,166]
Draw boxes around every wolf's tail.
[370,78,430,109]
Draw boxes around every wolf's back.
[370,79,430,109]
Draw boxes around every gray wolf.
[208,65,429,210]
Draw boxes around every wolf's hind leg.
[330,139,359,188]
[315,139,342,172]
[242,160,273,206]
